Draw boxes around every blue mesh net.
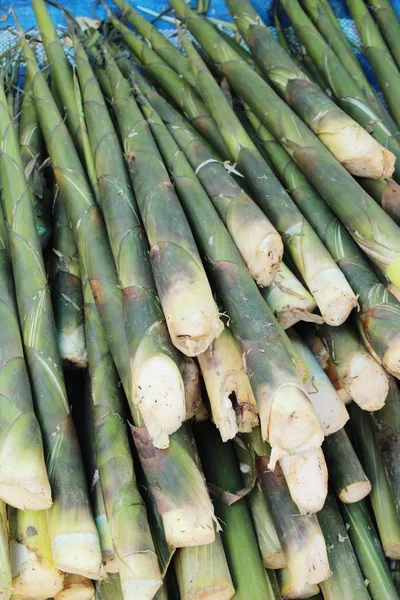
[1,0,400,93]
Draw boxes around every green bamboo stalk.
[197,326,258,440]
[358,176,400,225]
[243,107,400,378]
[22,32,219,554]
[233,435,285,569]
[280,0,400,172]
[81,382,117,573]
[194,421,280,600]
[108,12,230,158]
[288,328,349,435]
[273,2,292,53]
[110,55,308,402]
[254,432,330,591]
[0,501,11,600]
[19,73,52,249]
[74,38,186,447]
[72,69,100,203]
[112,0,195,85]
[0,206,51,509]
[389,560,400,596]
[96,574,123,600]
[138,88,323,459]
[130,76,318,330]
[2,48,102,578]
[170,0,400,288]
[174,536,235,600]
[323,426,371,503]
[251,484,286,569]
[84,274,162,597]
[347,0,400,128]
[300,0,393,117]
[55,574,95,600]
[104,48,223,358]
[318,492,370,600]
[218,28,257,68]
[136,66,284,289]
[226,0,396,180]
[277,568,320,599]
[33,0,84,158]
[373,375,400,514]
[138,69,346,326]
[180,32,356,325]
[349,402,400,558]
[368,0,400,70]
[51,191,87,368]
[340,499,399,600]
[113,54,218,156]
[8,508,64,598]
[20,25,132,410]
[132,421,218,548]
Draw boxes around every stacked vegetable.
[0,0,400,597]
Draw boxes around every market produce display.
[1,0,400,598]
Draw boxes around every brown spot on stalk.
[26,526,38,537]
[132,426,167,459]
[122,286,138,301]
[88,205,103,226]
[294,147,319,171]
[155,180,174,192]
[382,180,400,215]
[126,151,137,164]
[89,278,106,305]
[149,244,160,259]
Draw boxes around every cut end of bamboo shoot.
[306,528,331,586]
[161,276,224,357]
[0,479,52,511]
[55,574,95,600]
[104,556,119,574]
[341,146,396,179]
[0,425,52,510]
[344,351,389,411]
[10,541,64,599]
[339,480,372,504]
[263,262,321,330]
[119,555,162,600]
[174,536,235,600]
[314,112,396,179]
[183,587,235,600]
[383,342,400,378]
[309,268,357,326]
[134,355,186,448]
[162,509,216,548]
[248,230,283,287]
[198,328,258,441]
[385,544,400,560]
[279,448,328,515]
[265,554,287,570]
[279,567,320,599]
[267,385,324,461]
[51,532,102,580]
